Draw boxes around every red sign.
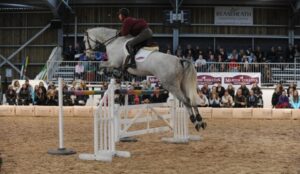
[197,75,222,85]
[224,75,259,85]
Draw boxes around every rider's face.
[118,14,123,21]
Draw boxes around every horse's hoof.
[201,122,207,130]
[195,122,207,132]
[195,123,201,132]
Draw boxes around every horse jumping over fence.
[84,27,207,131]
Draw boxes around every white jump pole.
[48,77,76,155]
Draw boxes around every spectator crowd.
[197,82,263,108]
[272,82,300,109]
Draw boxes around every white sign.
[197,72,261,89]
[215,7,253,26]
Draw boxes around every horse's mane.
[87,27,118,42]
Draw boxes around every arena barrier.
[78,79,201,162]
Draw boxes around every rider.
[117,8,153,69]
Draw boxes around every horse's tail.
[180,59,199,107]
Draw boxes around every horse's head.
[84,27,118,58]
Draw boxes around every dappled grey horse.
[84,27,206,131]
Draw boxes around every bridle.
[85,31,118,52]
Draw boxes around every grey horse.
[84,27,206,131]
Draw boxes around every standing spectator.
[286,44,295,63]
[254,46,264,62]
[218,47,227,61]
[5,85,16,105]
[247,90,258,108]
[65,44,75,60]
[216,82,225,98]
[18,84,31,105]
[175,45,183,58]
[276,46,285,63]
[289,90,300,109]
[221,90,234,107]
[209,93,221,107]
[184,44,194,58]
[267,47,277,62]
[276,91,289,108]
[184,49,194,62]
[194,55,206,69]
[272,86,281,108]
[294,44,300,59]
[75,62,85,79]
[234,89,247,108]
[197,90,209,107]
[194,46,201,60]
[227,84,235,98]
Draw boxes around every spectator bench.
[0,106,299,119]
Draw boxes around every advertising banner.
[215,6,253,26]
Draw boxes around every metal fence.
[46,60,300,86]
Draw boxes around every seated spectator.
[239,83,250,98]
[227,84,235,98]
[209,93,221,107]
[247,90,258,108]
[13,80,21,93]
[276,91,289,108]
[209,86,218,99]
[201,83,210,99]
[35,87,47,105]
[47,86,58,106]
[18,84,31,105]
[47,81,55,90]
[158,85,169,102]
[216,82,225,98]
[75,62,85,80]
[198,90,209,107]
[5,85,16,105]
[32,85,39,105]
[24,79,33,104]
[267,47,277,62]
[287,82,296,97]
[184,49,194,62]
[288,88,294,98]
[39,81,47,94]
[272,86,281,108]
[289,90,300,109]
[251,82,263,107]
[234,89,247,108]
[221,90,234,107]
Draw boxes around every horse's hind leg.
[193,106,207,131]
[165,84,203,131]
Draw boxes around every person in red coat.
[118,8,153,68]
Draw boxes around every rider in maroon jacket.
[118,8,153,68]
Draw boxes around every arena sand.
[0,116,300,174]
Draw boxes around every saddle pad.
[135,49,155,63]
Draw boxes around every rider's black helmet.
[118,8,129,17]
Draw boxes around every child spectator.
[289,90,300,109]
[251,82,263,107]
[221,90,234,107]
[234,89,247,108]
[198,90,209,107]
[276,91,289,108]
[5,85,16,105]
[75,62,85,79]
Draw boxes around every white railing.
[46,60,300,86]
